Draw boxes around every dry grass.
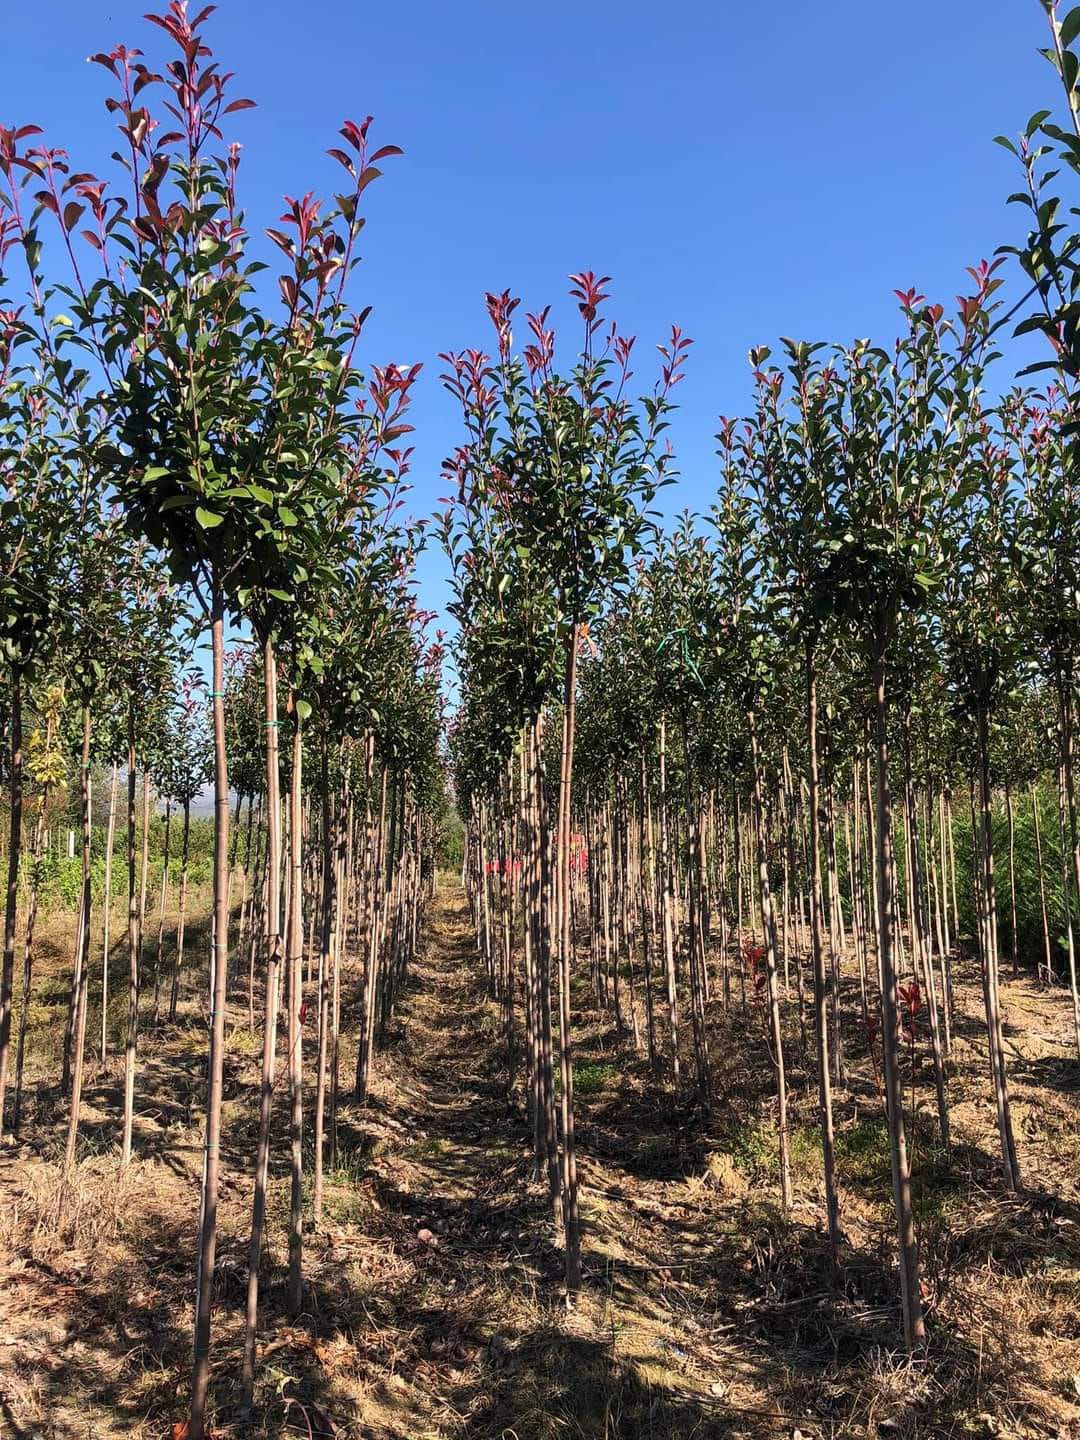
[0,880,1078,1439]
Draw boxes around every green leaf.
[1061,5,1080,49]
[195,506,224,529]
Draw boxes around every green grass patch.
[835,1117,892,1186]
[573,1061,616,1095]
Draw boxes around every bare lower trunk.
[658,716,679,1084]
[556,626,582,1293]
[188,589,231,1440]
[313,731,334,1228]
[14,771,51,1134]
[100,765,119,1064]
[287,702,305,1315]
[170,802,192,1021]
[121,709,140,1166]
[873,655,925,1351]
[748,709,791,1212]
[153,801,173,1023]
[64,706,94,1170]
[0,669,24,1139]
[806,645,841,1258]
[241,636,284,1408]
[977,708,1019,1192]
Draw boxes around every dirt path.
[313,878,791,1439]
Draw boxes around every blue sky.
[6,1,1054,638]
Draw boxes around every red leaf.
[223,98,256,114]
[340,118,372,152]
[327,148,355,175]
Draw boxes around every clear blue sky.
[6,1,1053,634]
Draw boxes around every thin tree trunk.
[287,702,305,1315]
[1055,761,1080,1060]
[0,669,24,1139]
[188,587,231,1440]
[170,801,192,1021]
[1005,783,1019,978]
[14,769,51,1134]
[313,731,334,1228]
[241,635,284,1408]
[100,764,119,1063]
[658,716,680,1083]
[806,645,841,1258]
[977,709,1019,1192]
[748,709,791,1212]
[873,655,925,1350]
[121,710,139,1166]
[65,706,94,1171]
[1030,782,1054,985]
[153,800,173,1023]
[556,626,582,1292]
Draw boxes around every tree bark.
[188,586,232,1440]
[64,705,94,1170]
[873,655,925,1350]
[121,708,140,1166]
[556,626,582,1292]
[241,635,284,1408]
[806,644,841,1258]
[0,668,24,1139]
[286,700,305,1315]
[100,764,119,1063]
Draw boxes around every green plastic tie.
[656,626,705,690]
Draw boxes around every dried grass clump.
[0,1154,136,1260]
